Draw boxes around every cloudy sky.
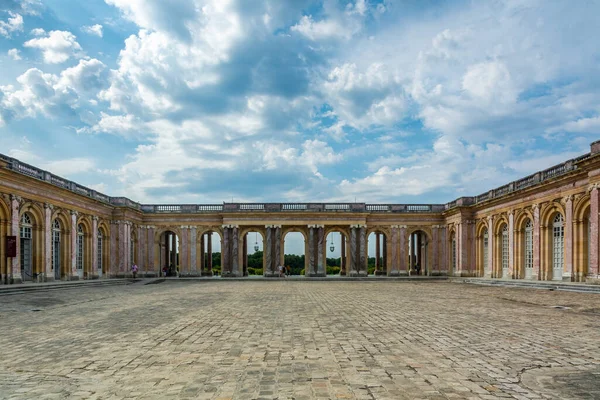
[1,0,599,208]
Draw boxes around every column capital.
[349,224,367,229]
[532,203,539,211]
[587,183,599,192]
[222,224,240,229]
[44,202,54,210]
[487,215,494,222]
[10,194,21,203]
[70,210,78,216]
[563,194,573,203]
[92,215,98,221]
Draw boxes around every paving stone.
[1,281,600,399]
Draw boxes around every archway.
[514,213,534,280]
[18,204,43,282]
[198,230,222,276]
[448,230,457,276]
[243,230,264,276]
[493,219,509,279]
[0,198,8,284]
[324,230,346,276]
[159,230,180,276]
[573,198,591,282]
[283,230,307,276]
[367,230,388,275]
[476,222,489,278]
[407,230,430,276]
[97,223,109,278]
[75,217,92,279]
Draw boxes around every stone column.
[180,226,189,275]
[274,225,282,274]
[190,227,197,276]
[231,226,239,276]
[91,216,98,279]
[590,185,599,278]
[222,226,230,276]
[44,203,53,282]
[9,195,21,283]
[359,225,367,276]
[399,225,407,275]
[390,226,399,276]
[348,226,357,276]
[564,195,574,281]
[507,212,514,279]
[316,226,325,276]
[147,226,155,276]
[264,226,272,276]
[431,226,439,275]
[199,233,205,273]
[486,216,494,278]
[70,210,78,280]
[243,233,248,276]
[381,234,387,275]
[340,234,346,275]
[307,225,315,276]
[109,221,118,277]
[375,233,380,273]
[532,205,541,280]
[170,231,177,274]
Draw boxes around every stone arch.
[405,227,432,276]
[513,210,534,280]
[51,210,71,280]
[540,202,565,281]
[197,226,223,276]
[324,226,351,276]
[447,225,457,276]
[573,196,591,281]
[19,201,44,281]
[0,197,8,283]
[281,226,309,274]
[492,216,509,278]
[239,227,266,276]
[366,227,391,275]
[475,220,489,278]
[97,220,110,278]
[154,227,182,277]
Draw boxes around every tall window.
[20,213,33,278]
[483,229,489,271]
[52,219,61,276]
[76,224,84,271]
[130,234,134,267]
[553,213,564,276]
[451,233,457,271]
[525,219,533,271]
[502,225,509,271]
[97,229,103,274]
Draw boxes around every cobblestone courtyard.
[1,281,599,400]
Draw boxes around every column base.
[201,271,214,277]
[221,272,242,278]
[141,271,158,278]
[68,275,80,281]
[348,271,368,277]
[374,270,386,276]
[87,274,100,280]
[307,273,326,277]
[339,270,346,276]
[586,274,600,284]
[180,273,202,277]
[9,276,23,284]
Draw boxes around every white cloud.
[549,116,600,134]
[30,27,45,36]
[0,12,23,37]
[24,30,83,64]
[291,15,355,41]
[7,48,21,60]
[82,24,103,37]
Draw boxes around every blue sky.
[1,0,599,207]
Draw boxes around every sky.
[1,0,599,255]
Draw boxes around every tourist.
[278,265,284,278]
[131,263,138,279]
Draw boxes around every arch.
[475,220,489,278]
[155,228,182,277]
[18,202,44,281]
[573,200,591,281]
[75,217,92,279]
[323,230,346,276]
[448,229,457,276]
[493,219,509,278]
[281,227,309,275]
[513,210,534,280]
[240,228,265,276]
[196,226,223,276]
[51,210,71,280]
[0,197,8,283]
[540,204,565,281]
[406,229,431,276]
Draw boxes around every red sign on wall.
[6,236,16,258]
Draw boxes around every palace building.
[1,141,600,284]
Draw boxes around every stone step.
[460,278,600,294]
[0,279,132,295]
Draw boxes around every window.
[553,213,564,276]
[76,224,84,271]
[20,213,33,278]
[52,219,61,273]
[451,233,457,271]
[483,229,489,271]
[502,225,509,271]
[97,229,103,273]
[525,219,533,270]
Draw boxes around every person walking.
[131,263,138,279]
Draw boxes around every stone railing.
[138,203,445,213]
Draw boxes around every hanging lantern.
[254,232,259,252]
[329,232,335,252]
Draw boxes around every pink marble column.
[432,226,439,274]
[508,211,514,278]
[565,195,573,281]
[440,226,447,274]
[44,203,53,281]
[399,225,407,275]
[390,226,399,276]
[91,216,98,278]
[486,216,494,278]
[137,225,143,271]
[70,210,78,279]
[533,205,541,280]
[180,226,189,275]
[147,226,155,275]
[110,221,118,277]
[459,222,469,276]
[190,227,197,275]
[590,186,599,277]
[10,195,22,283]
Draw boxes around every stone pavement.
[0,281,599,400]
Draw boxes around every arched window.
[20,213,33,280]
[451,232,457,271]
[553,213,564,279]
[502,225,509,273]
[97,229,103,275]
[76,224,84,272]
[525,219,533,272]
[52,219,61,279]
[483,228,489,272]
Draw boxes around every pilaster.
[486,216,494,278]
[589,185,600,279]
[507,211,514,279]
[532,204,541,280]
[91,216,98,279]
[70,210,79,280]
[10,195,22,283]
[44,203,53,282]
[564,195,574,281]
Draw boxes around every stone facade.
[1,141,600,283]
